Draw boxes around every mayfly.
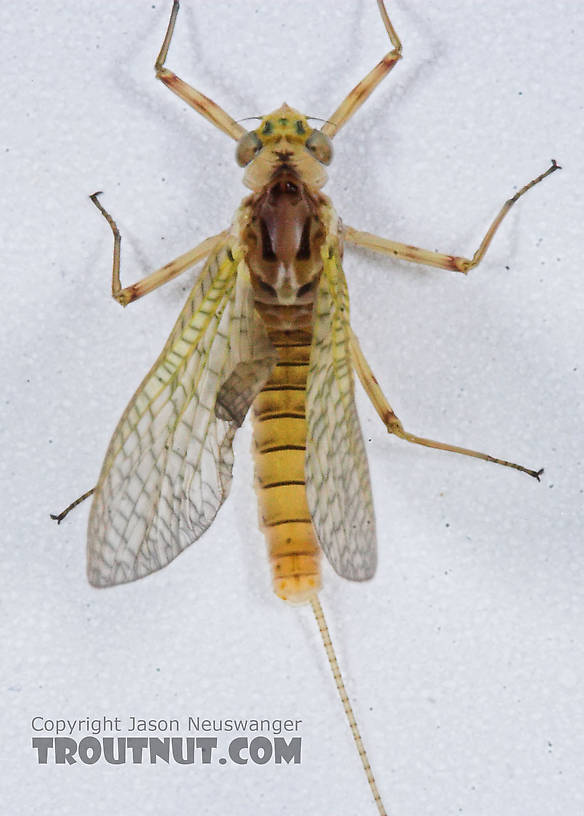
[52,2,559,813]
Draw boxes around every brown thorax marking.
[244,168,327,311]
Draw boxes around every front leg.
[155,1,245,141]
[321,0,402,140]
[349,331,542,480]
[344,160,559,274]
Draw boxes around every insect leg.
[50,487,95,524]
[344,160,560,273]
[90,193,226,307]
[155,2,245,141]
[322,1,402,139]
[350,331,543,480]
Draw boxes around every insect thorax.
[241,169,335,330]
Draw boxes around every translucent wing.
[87,241,277,587]
[305,245,377,580]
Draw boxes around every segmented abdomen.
[251,328,321,603]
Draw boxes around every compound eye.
[236,132,263,167]
[305,130,333,165]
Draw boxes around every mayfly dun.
[52,2,559,813]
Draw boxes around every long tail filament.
[310,594,388,816]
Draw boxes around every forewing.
[87,242,276,587]
[305,245,377,580]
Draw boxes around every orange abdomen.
[251,329,321,604]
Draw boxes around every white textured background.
[2,1,583,814]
